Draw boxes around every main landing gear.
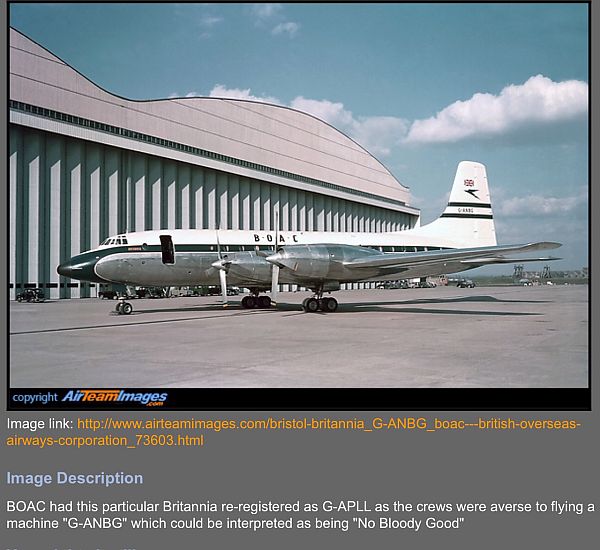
[115,299,134,315]
[241,293,273,309]
[302,288,338,313]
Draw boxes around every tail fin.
[412,161,497,247]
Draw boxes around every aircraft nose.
[57,261,75,278]
[57,254,105,282]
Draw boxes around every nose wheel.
[115,300,133,315]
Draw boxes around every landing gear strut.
[115,299,133,315]
[302,288,338,313]
[241,292,272,309]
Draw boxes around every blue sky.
[10,3,589,272]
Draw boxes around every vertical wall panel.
[47,136,62,299]
[192,167,204,229]
[67,141,82,298]
[179,164,191,230]
[229,175,240,230]
[205,170,216,229]
[251,180,260,230]
[315,195,325,231]
[106,149,120,236]
[297,190,306,231]
[325,196,333,232]
[280,186,289,231]
[217,172,228,229]
[9,130,19,300]
[133,154,146,232]
[25,132,40,286]
[260,182,271,231]
[88,145,101,249]
[289,189,298,231]
[306,192,314,231]
[240,177,250,230]
[165,162,176,229]
[149,157,161,230]
[271,184,280,231]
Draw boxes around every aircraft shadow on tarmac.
[118,294,547,318]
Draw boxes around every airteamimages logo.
[62,390,168,406]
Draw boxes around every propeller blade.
[215,229,222,259]
[271,211,280,306]
[219,267,228,307]
[271,264,279,307]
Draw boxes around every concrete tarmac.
[9,285,588,388]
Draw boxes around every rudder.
[411,161,497,247]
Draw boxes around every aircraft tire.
[121,302,133,315]
[115,302,123,313]
[303,297,319,313]
[245,296,256,309]
[320,297,338,312]
[258,296,271,308]
[241,296,249,309]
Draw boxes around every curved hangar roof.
[10,28,412,210]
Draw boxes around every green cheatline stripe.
[440,213,494,219]
[102,243,451,255]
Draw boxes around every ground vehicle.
[98,290,119,299]
[198,286,240,296]
[16,288,45,302]
[457,279,476,288]
[418,281,437,288]
[377,280,408,289]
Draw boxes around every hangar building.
[9,28,420,300]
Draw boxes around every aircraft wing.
[342,242,562,270]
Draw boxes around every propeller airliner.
[57,162,561,314]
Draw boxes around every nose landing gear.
[115,299,133,315]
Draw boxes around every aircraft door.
[159,235,175,264]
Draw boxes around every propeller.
[270,212,281,307]
[215,229,228,308]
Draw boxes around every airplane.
[57,161,561,314]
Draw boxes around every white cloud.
[208,84,281,105]
[290,97,354,127]
[199,14,223,27]
[249,3,299,38]
[290,97,408,156]
[405,75,588,144]
[272,21,300,38]
[250,4,282,21]
[497,188,587,217]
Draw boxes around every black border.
[6,2,592,412]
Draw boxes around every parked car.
[377,281,408,289]
[16,288,45,302]
[98,290,119,299]
[418,281,437,288]
[457,279,476,288]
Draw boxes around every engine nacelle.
[222,251,273,285]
